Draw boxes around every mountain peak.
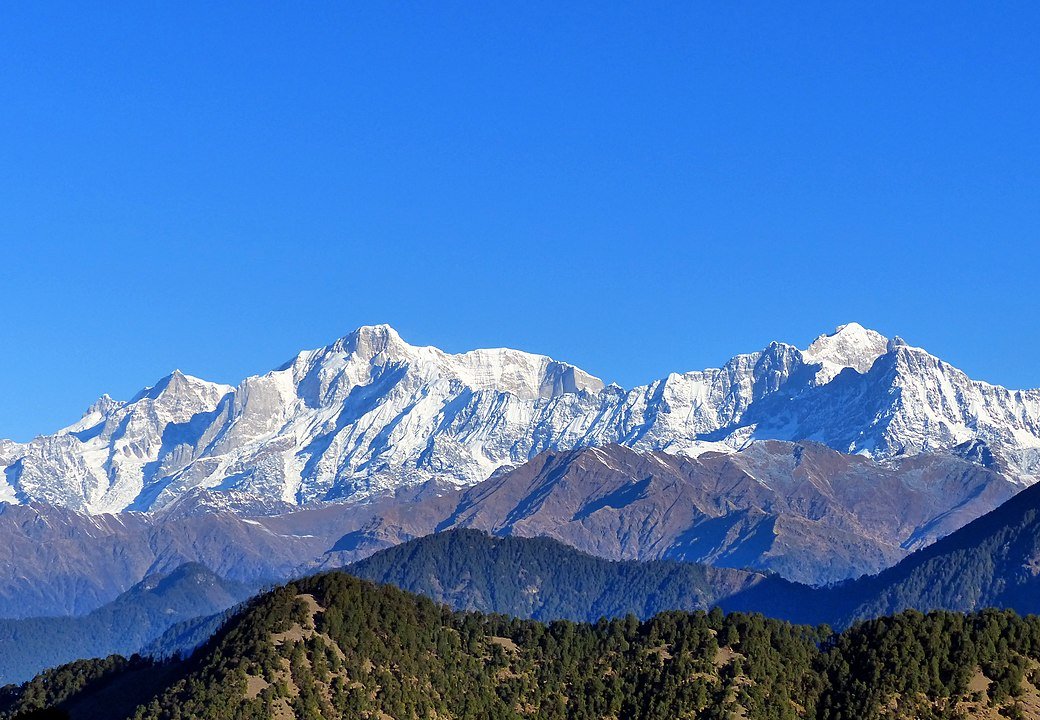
[130,370,232,404]
[334,324,410,359]
[887,335,909,351]
[321,324,604,400]
[85,393,122,416]
[59,393,127,435]
[804,322,889,375]
[351,323,403,341]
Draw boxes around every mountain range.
[0,435,1020,621]
[2,322,1038,514]
[6,322,1040,705]
[9,463,1040,689]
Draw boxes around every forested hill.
[835,476,1040,623]
[346,528,818,622]
[8,481,1040,701]
[8,571,1040,719]
[0,563,253,685]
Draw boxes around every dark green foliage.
[7,571,1040,719]
[0,655,177,720]
[815,609,1040,719]
[0,656,138,715]
[127,572,825,720]
[348,528,812,622]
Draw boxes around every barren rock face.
[445,442,1020,584]
[321,441,1020,585]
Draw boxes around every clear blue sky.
[1,2,1037,441]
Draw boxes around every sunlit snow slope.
[1,322,1037,513]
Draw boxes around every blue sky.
[0,2,1037,441]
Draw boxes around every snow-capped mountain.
[1,322,1038,513]
[0,371,233,512]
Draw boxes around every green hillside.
[6,570,1040,720]
[346,528,813,622]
